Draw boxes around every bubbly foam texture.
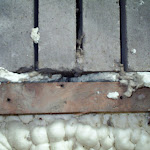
[0,113,149,150]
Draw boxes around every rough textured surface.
[0,0,34,72]
[119,71,150,97]
[31,28,40,44]
[0,114,149,150]
[0,67,62,83]
[82,0,120,71]
[126,0,150,71]
[0,82,150,114]
[70,72,119,82]
[39,0,76,71]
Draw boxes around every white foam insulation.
[0,113,149,150]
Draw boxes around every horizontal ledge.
[0,82,150,114]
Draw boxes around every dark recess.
[76,0,83,49]
[7,98,11,102]
[34,0,39,70]
[119,0,128,71]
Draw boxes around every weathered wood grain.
[0,82,149,114]
[0,0,34,72]
[82,0,120,71]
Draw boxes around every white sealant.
[0,67,61,83]
[107,92,119,100]
[137,72,150,88]
[120,72,150,97]
[130,49,136,54]
[139,0,144,5]
[31,27,40,44]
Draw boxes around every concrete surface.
[82,0,120,71]
[0,0,34,72]
[39,0,76,71]
[126,0,150,71]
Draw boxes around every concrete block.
[39,0,76,71]
[126,0,150,71]
[83,0,120,71]
[0,0,34,72]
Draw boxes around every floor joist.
[0,82,150,114]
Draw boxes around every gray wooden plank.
[39,0,76,71]
[0,0,34,72]
[126,0,150,71]
[82,0,120,71]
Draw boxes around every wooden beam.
[0,82,150,114]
